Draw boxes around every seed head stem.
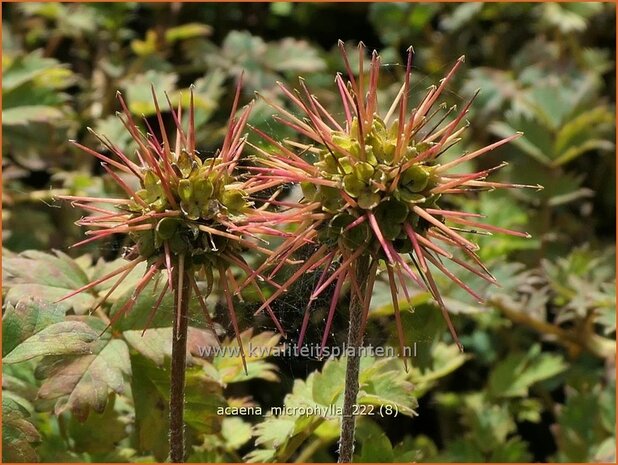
[338,253,372,463]
[169,258,191,463]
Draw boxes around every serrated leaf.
[67,394,127,454]
[3,250,95,313]
[250,356,416,461]
[2,397,41,462]
[130,353,225,435]
[213,329,281,384]
[35,317,130,420]
[411,342,470,397]
[553,385,614,461]
[488,344,566,398]
[4,320,99,364]
[312,356,346,405]
[357,432,394,462]
[2,299,66,357]
[222,417,252,450]
[123,326,218,366]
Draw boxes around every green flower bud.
[397,190,426,204]
[376,198,409,224]
[221,188,246,213]
[401,165,429,192]
[301,181,317,200]
[357,191,381,209]
[178,179,193,203]
[176,150,195,178]
[156,217,180,240]
[136,230,156,258]
[353,161,374,183]
[342,220,370,249]
[343,173,365,198]
[193,178,214,200]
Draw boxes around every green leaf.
[593,437,616,463]
[93,114,136,154]
[178,178,193,202]
[165,23,212,43]
[528,84,573,130]
[441,392,516,454]
[156,216,180,241]
[401,165,429,192]
[67,394,127,454]
[2,299,65,357]
[250,356,416,461]
[264,37,326,73]
[440,438,485,462]
[342,173,365,198]
[411,342,470,397]
[221,188,246,213]
[490,122,552,166]
[212,329,281,383]
[4,319,99,364]
[3,105,64,125]
[358,358,418,417]
[123,326,219,366]
[130,353,225,435]
[462,192,539,262]
[211,31,325,91]
[393,435,437,462]
[222,417,253,450]
[540,2,603,33]
[35,317,131,420]
[186,70,226,126]
[488,344,566,398]
[2,50,72,92]
[357,432,394,462]
[245,448,278,463]
[122,70,178,116]
[357,191,381,209]
[3,250,95,313]
[130,354,169,461]
[553,385,614,461]
[312,356,347,405]
[553,138,614,167]
[554,105,614,157]
[2,397,41,463]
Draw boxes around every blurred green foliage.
[2,2,615,463]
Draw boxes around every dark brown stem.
[169,258,191,463]
[338,253,372,463]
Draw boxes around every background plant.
[2,2,615,463]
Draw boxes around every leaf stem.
[169,257,191,462]
[338,253,372,463]
[490,296,615,360]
